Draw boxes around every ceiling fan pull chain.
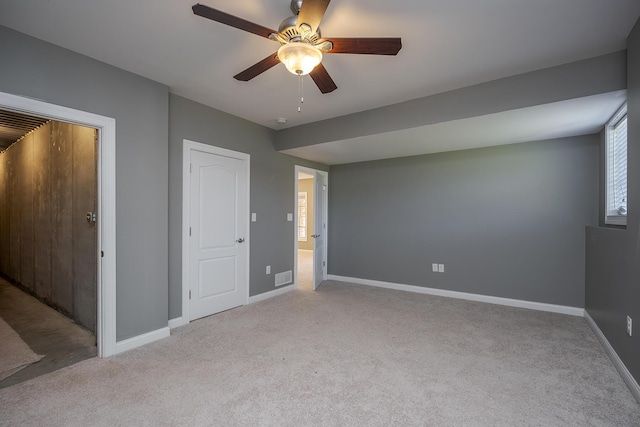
[298,73,304,113]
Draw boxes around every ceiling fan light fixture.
[277,42,323,76]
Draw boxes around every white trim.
[298,249,313,254]
[115,327,170,355]
[181,139,250,324]
[248,284,295,304]
[585,311,640,404]
[181,142,190,324]
[168,317,188,329]
[318,169,329,287]
[327,275,585,317]
[0,91,117,357]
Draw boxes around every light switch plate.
[432,263,438,272]
[287,213,293,221]
[251,213,257,222]
[438,264,445,273]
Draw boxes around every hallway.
[0,278,96,388]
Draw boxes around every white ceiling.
[1,0,639,163]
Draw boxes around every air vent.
[275,270,293,287]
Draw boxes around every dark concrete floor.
[0,278,97,389]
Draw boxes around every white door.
[189,149,247,320]
[313,172,327,290]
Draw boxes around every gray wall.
[0,122,97,332]
[0,26,169,341]
[586,19,640,385]
[329,135,599,307]
[168,94,327,319]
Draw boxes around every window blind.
[611,115,627,214]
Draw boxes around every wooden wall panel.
[0,120,97,333]
[19,133,35,291]
[33,123,52,300]
[0,152,8,274]
[72,125,97,332]
[50,121,74,316]
[9,141,21,283]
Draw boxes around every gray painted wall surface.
[275,51,626,151]
[168,95,326,319]
[0,122,97,332]
[0,26,169,341]
[329,136,599,307]
[586,19,640,384]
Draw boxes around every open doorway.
[294,166,328,291]
[0,91,116,360]
[0,112,98,387]
[296,171,314,290]
[0,91,117,386]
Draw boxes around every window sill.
[604,215,627,227]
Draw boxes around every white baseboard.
[115,326,170,355]
[168,316,188,329]
[327,275,584,317]
[248,284,295,304]
[585,311,640,404]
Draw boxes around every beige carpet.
[1,280,639,426]
[0,317,42,381]
[297,249,313,290]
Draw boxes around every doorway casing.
[0,91,117,357]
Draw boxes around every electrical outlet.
[438,264,445,273]
[627,315,633,336]
[266,265,271,275]
[432,263,438,272]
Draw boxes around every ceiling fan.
[192,0,402,94]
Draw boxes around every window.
[605,103,628,226]
[298,192,307,241]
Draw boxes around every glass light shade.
[277,42,323,76]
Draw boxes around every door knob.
[236,238,245,243]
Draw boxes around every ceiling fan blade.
[192,3,277,39]
[325,38,402,55]
[297,0,331,34]
[234,53,281,81]
[310,63,337,94]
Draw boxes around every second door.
[189,147,247,320]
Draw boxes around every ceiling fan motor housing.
[279,16,321,42]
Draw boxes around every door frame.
[294,166,328,288]
[181,139,250,322]
[0,91,117,357]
